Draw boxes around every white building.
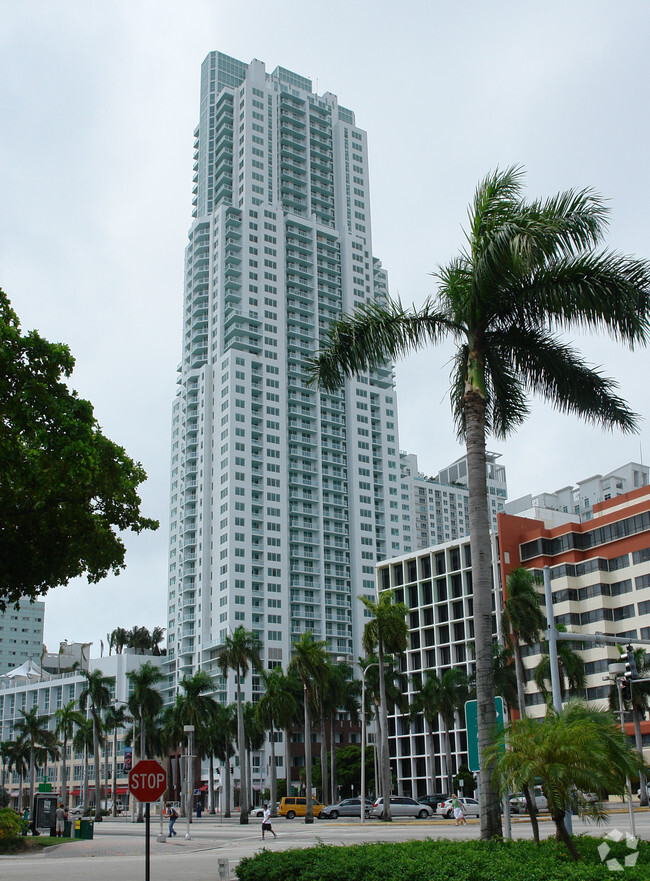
[0,601,44,676]
[400,452,507,548]
[0,651,165,809]
[166,51,406,719]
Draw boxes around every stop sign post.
[129,759,167,881]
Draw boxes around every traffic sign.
[465,697,505,772]
[128,759,167,802]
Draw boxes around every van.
[278,796,324,819]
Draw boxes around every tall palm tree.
[127,660,164,820]
[4,737,29,810]
[502,567,545,717]
[256,667,297,816]
[362,654,409,802]
[324,663,360,803]
[79,669,112,821]
[243,702,265,809]
[104,704,129,816]
[15,707,52,815]
[487,701,643,860]
[216,627,262,825]
[175,671,216,814]
[491,643,518,716]
[72,717,94,811]
[412,668,469,796]
[289,632,329,824]
[309,167,650,837]
[534,625,586,700]
[361,590,408,821]
[209,703,237,817]
[54,700,85,807]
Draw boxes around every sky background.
[2,1,649,657]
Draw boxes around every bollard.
[217,857,230,880]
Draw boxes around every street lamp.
[609,662,636,837]
[183,725,194,840]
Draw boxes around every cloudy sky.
[2,1,649,656]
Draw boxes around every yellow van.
[278,796,324,819]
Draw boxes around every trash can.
[196,804,202,819]
[63,819,73,838]
[79,818,94,840]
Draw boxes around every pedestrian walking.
[55,803,66,837]
[168,805,178,837]
[261,803,277,840]
[451,794,466,826]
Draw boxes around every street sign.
[128,759,167,803]
[465,697,505,772]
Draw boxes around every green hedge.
[0,808,27,844]
[236,837,650,881]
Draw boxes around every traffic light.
[625,644,639,680]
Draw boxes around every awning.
[198,784,208,792]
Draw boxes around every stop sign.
[128,759,167,802]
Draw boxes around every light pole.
[183,725,194,840]
[359,661,378,825]
[609,662,636,837]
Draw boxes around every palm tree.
[216,627,262,825]
[174,671,216,814]
[256,667,297,816]
[54,700,85,808]
[4,738,29,810]
[79,669,112,821]
[309,167,650,837]
[412,668,469,796]
[104,704,129,816]
[127,661,165,821]
[361,590,408,821]
[487,701,643,860]
[362,654,409,802]
[72,717,94,811]
[502,567,545,716]
[14,707,53,815]
[149,626,166,656]
[209,703,237,817]
[324,663,360,803]
[289,632,329,824]
[534,625,586,700]
[491,643,518,715]
[243,702,265,809]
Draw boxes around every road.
[1,808,647,881]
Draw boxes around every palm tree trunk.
[137,709,145,822]
[373,703,382,798]
[320,709,328,805]
[426,720,435,794]
[236,667,249,824]
[269,725,277,816]
[82,744,89,812]
[93,727,102,821]
[29,745,35,819]
[208,754,215,814]
[377,640,392,821]
[553,812,579,860]
[224,755,231,817]
[444,721,453,796]
[284,726,292,798]
[632,703,648,806]
[112,728,118,817]
[303,685,313,824]
[512,638,540,840]
[61,735,68,807]
[465,392,502,838]
[329,714,336,803]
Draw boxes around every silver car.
[369,796,433,819]
[320,797,373,819]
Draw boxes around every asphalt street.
[1,808,648,881]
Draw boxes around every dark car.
[320,798,373,819]
[417,794,449,813]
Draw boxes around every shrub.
[0,808,26,841]
[236,837,650,881]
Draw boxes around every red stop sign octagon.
[128,759,167,802]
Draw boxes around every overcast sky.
[2,1,649,657]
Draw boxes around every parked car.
[278,796,324,819]
[320,798,373,819]
[509,787,548,814]
[368,797,433,819]
[251,807,265,817]
[67,805,85,817]
[438,797,480,819]
[417,794,449,813]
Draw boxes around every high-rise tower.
[166,53,405,704]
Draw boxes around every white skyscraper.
[166,53,406,708]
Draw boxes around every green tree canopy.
[0,289,158,609]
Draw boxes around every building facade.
[400,452,507,548]
[498,484,650,734]
[166,51,406,724]
[0,652,165,810]
[0,601,44,676]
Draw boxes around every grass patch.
[0,836,75,855]
[236,837,650,881]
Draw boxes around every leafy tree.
[0,289,159,609]
[309,167,650,837]
[54,700,85,807]
[487,701,644,860]
[79,669,112,821]
[14,708,52,814]
[256,667,297,816]
[216,627,262,825]
[412,668,470,796]
[289,632,329,824]
[361,591,408,821]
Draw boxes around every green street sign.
[465,697,504,772]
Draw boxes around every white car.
[438,797,480,819]
[368,797,433,819]
[509,788,548,813]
